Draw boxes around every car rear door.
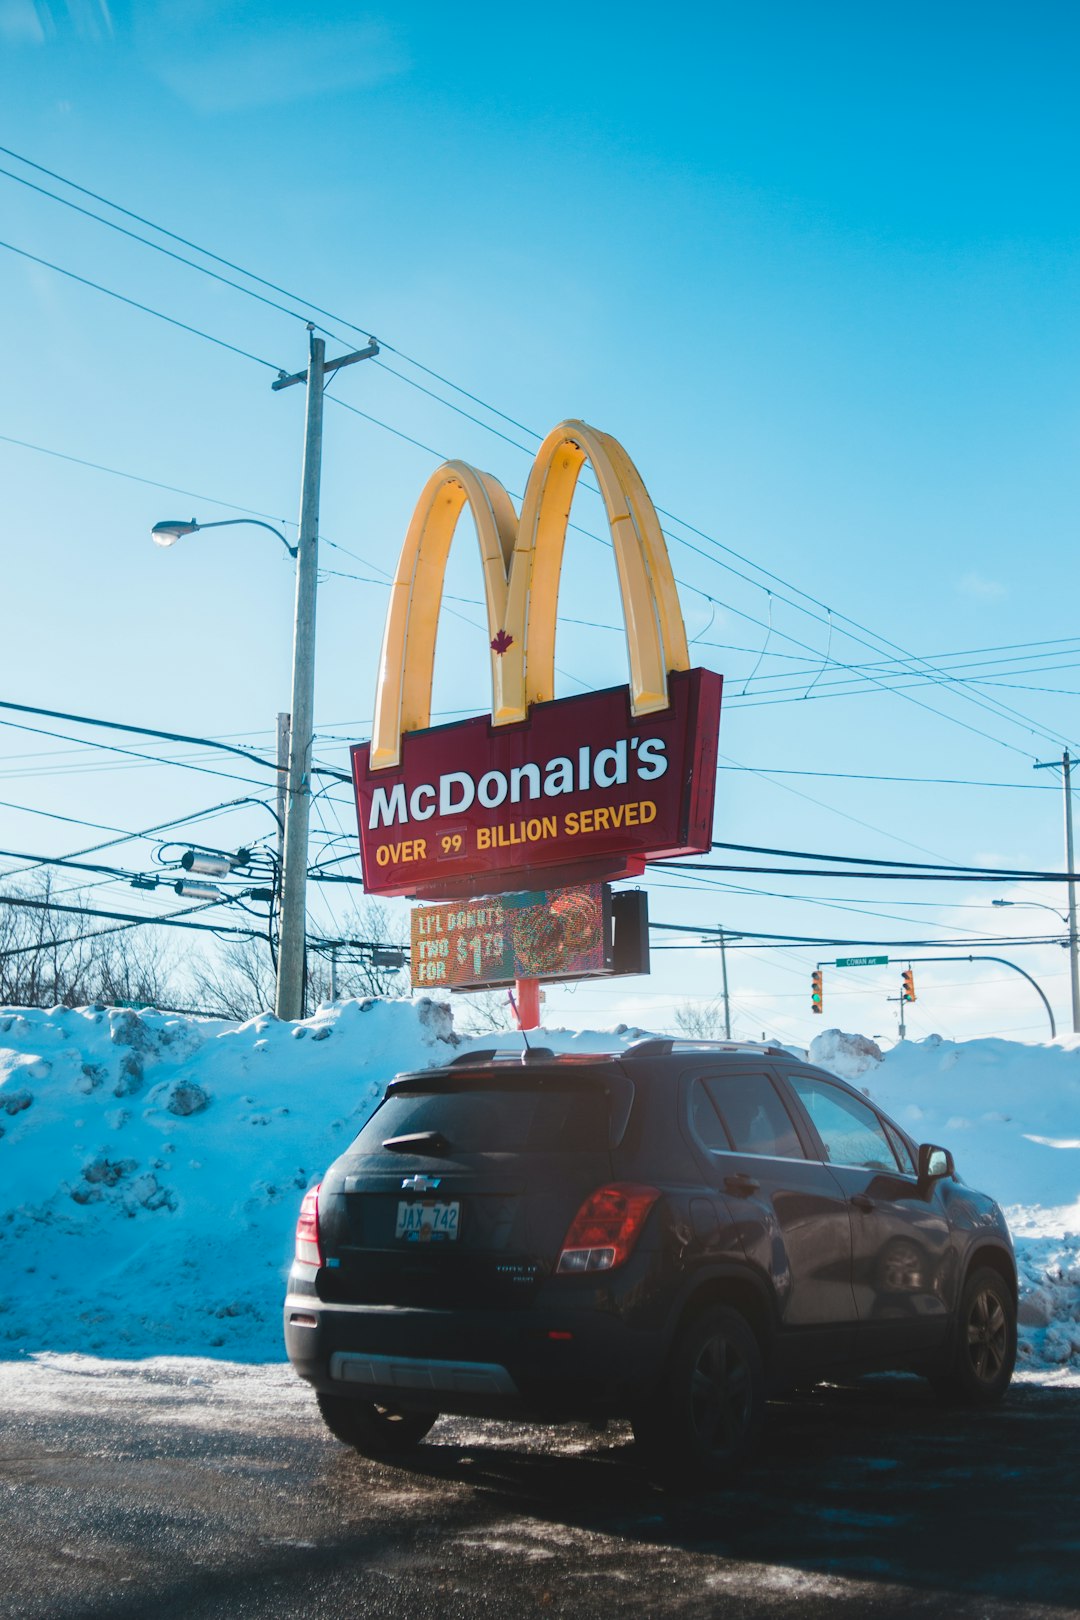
[777,1068,952,1356]
[316,1068,626,1310]
[688,1064,858,1372]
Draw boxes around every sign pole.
[514,978,541,1030]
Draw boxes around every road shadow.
[333,1376,1080,1612]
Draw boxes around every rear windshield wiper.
[381,1130,452,1155]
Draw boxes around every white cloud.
[958,571,1007,601]
[136,9,409,113]
[0,0,46,43]
[0,0,113,43]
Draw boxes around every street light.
[991,898,1070,931]
[151,518,297,558]
[152,510,308,1018]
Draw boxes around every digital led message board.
[411,884,609,991]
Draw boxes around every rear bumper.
[284,1278,666,1419]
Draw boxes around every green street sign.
[834,955,889,968]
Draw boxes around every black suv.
[284,1039,1017,1482]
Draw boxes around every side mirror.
[918,1143,954,1183]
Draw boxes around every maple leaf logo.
[490,629,514,655]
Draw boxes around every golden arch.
[370,420,691,771]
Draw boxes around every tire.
[316,1392,438,1456]
[934,1266,1016,1406]
[632,1306,766,1486]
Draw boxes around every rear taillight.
[294,1183,322,1267]
[557,1183,661,1274]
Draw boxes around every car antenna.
[507,988,533,1063]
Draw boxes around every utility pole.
[275,711,290,870]
[718,925,732,1039]
[272,326,378,1021]
[1035,750,1080,1036]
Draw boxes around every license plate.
[395,1200,460,1243]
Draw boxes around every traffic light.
[811,970,823,1014]
[902,969,916,1003]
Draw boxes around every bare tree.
[0,874,178,1009]
[452,988,519,1035]
[673,999,731,1040]
[322,899,411,999]
[187,934,276,1020]
[186,897,411,1020]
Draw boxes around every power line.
[0,715,273,789]
[0,890,263,939]
[0,699,279,772]
[649,923,1062,949]
[643,874,1022,940]
[0,430,293,527]
[4,142,1074,762]
[0,795,137,838]
[704,839,1068,875]
[656,861,1077,885]
[0,846,155,883]
[0,237,281,371]
[0,160,336,337]
[0,142,374,344]
[714,763,1053,791]
[0,795,275,881]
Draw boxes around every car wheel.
[316,1393,438,1456]
[632,1306,765,1485]
[935,1266,1016,1406]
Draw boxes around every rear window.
[353,1080,615,1155]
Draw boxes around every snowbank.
[0,1008,1076,1381]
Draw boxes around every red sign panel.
[411,884,609,991]
[352,668,722,900]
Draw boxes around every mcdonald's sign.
[351,420,722,900]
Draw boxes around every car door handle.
[850,1193,875,1212]
[724,1174,760,1196]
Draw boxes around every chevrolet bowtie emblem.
[401,1175,441,1193]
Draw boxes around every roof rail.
[448,1046,558,1067]
[623,1037,793,1059]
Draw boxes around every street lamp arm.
[151,517,297,557]
[197,519,297,557]
[967,954,1056,1039]
[992,898,1069,927]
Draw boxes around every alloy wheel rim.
[966,1288,1008,1383]
[689,1333,752,1455]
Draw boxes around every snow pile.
[0,1008,1077,1380]
[812,1028,1080,1378]
[808,1028,884,1079]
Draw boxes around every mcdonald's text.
[351,670,722,900]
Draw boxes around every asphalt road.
[1,1356,1078,1620]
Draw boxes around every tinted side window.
[787,1076,900,1172]
[703,1073,806,1159]
[689,1078,731,1150]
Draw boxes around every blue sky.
[0,1,1078,1041]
